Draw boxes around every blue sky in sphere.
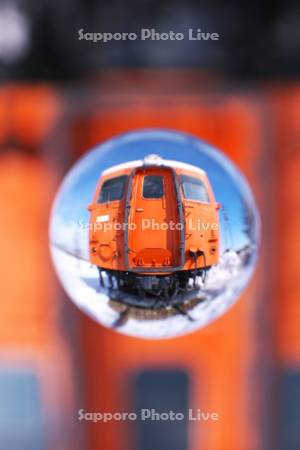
[52,129,258,252]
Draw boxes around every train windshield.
[181,175,210,203]
[143,175,164,198]
[98,175,128,203]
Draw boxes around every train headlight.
[210,246,217,255]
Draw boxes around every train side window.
[278,370,300,450]
[181,175,210,203]
[98,175,127,203]
[143,175,164,199]
[0,369,45,449]
[133,369,189,450]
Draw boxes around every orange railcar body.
[88,156,220,275]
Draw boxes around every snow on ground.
[50,246,255,339]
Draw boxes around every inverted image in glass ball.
[49,129,260,339]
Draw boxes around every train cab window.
[98,175,127,203]
[143,175,164,199]
[181,175,210,203]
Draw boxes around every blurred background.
[1,0,300,449]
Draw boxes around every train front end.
[88,155,220,306]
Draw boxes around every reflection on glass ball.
[49,129,260,339]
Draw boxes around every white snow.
[101,157,206,176]
[50,245,255,339]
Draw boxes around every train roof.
[101,154,206,176]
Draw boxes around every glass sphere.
[49,129,260,339]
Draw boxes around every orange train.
[88,155,220,307]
